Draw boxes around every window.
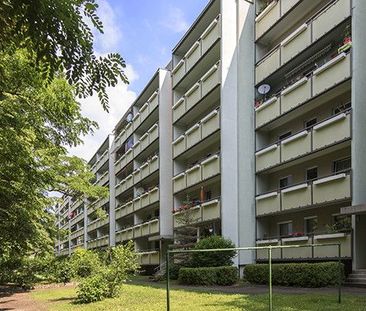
[279,176,291,189]
[279,131,292,141]
[334,102,351,114]
[305,118,317,128]
[304,217,318,234]
[333,157,351,173]
[306,167,318,181]
[278,222,292,237]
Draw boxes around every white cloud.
[68,0,138,161]
[69,64,138,160]
[160,7,189,33]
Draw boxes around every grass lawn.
[31,283,366,311]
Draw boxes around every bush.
[49,257,73,284]
[179,266,238,286]
[76,273,109,303]
[70,248,102,279]
[190,235,236,268]
[244,262,344,288]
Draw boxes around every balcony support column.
[109,134,116,247]
[352,0,366,269]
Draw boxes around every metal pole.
[166,251,170,311]
[338,243,342,304]
[268,246,273,311]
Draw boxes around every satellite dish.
[258,84,271,95]
[126,112,133,123]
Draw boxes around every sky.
[69,0,209,161]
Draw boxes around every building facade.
[56,0,366,274]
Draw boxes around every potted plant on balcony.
[338,25,352,54]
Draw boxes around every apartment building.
[254,0,366,272]
[56,0,366,274]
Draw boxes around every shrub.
[70,249,102,279]
[244,262,344,288]
[190,235,236,268]
[49,257,73,284]
[179,266,238,286]
[76,273,109,303]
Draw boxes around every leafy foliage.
[0,0,128,110]
[179,266,238,286]
[77,273,110,303]
[190,235,236,268]
[70,249,102,279]
[244,262,345,287]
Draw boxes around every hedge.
[179,266,238,286]
[244,262,344,287]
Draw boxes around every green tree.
[0,0,128,110]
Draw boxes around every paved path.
[0,286,46,311]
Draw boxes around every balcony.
[115,227,134,243]
[137,251,160,265]
[87,235,109,249]
[92,150,108,172]
[255,0,351,84]
[96,171,109,186]
[132,123,159,159]
[173,199,221,228]
[87,197,109,215]
[172,15,221,87]
[256,171,351,216]
[115,188,159,220]
[255,97,280,128]
[256,233,352,260]
[173,109,220,158]
[256,111,351,172]
[70,212,84,226]
[173,154,221,194]
[173,62,221,122]
[280,77,311,113]
[87,217,109,232]
[255,0,281,40]
[70,228,84,240]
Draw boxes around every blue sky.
[70,0,209,160]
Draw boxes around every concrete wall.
[108,134,116,247]
[237,0,256,265]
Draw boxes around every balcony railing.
[256,171,351,216]
[91,149,109,173]
[255,0,351,83]
[173,154,220,194]
[70,227,84,240]
[255,110,351,172]
[256,232,352,260]
[137,251,160,265]
[115,188,159,220]
[87,216,109,232]
[256,51,351,128]
[87,197,109,215]
[172,15,221,87]
[115,156,159,197]
[173,62,221,123]
[87,235,109,249]
[173,109,220,158]
[116,219,159,243]
[114,90,159,148]
[173,198,221,228]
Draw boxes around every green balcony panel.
[133,141,141,158]
[255,0,280,39]
[313,173,351,204]
[255,97,280,128]
[313,113,351,150]
[202,199,220,221]
[141,223,150,236]
[125,148,133,164]
[149,219,159,234]
[314,233,352,258]
[185,82,201,112]
[312,0,351,42]
[132,112,141,130]
[185,123,201,149]
[282,237,312,259]
[281,77,311,113]
[201,16,220,55]
[281,130,311,162]
[148,91,159,112]
[134,225,142,238]
[186,165,202,187]
[173,98,186,123]
[173,173,186,193]
[201,109,220,139]
[173,135,186,158]
[172,60,185,86]
[173,206,201,228]
[125,122,133,138]
[256,48,280,84]
[256,144,280,171]
[185,41,201,72]
[201,155,220,180]
[201,62,220,98]
[133,197,141,212]
[280,0,300,15]
[281,183,311,211]
[256,192,280,216]
[312,52,351,96]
